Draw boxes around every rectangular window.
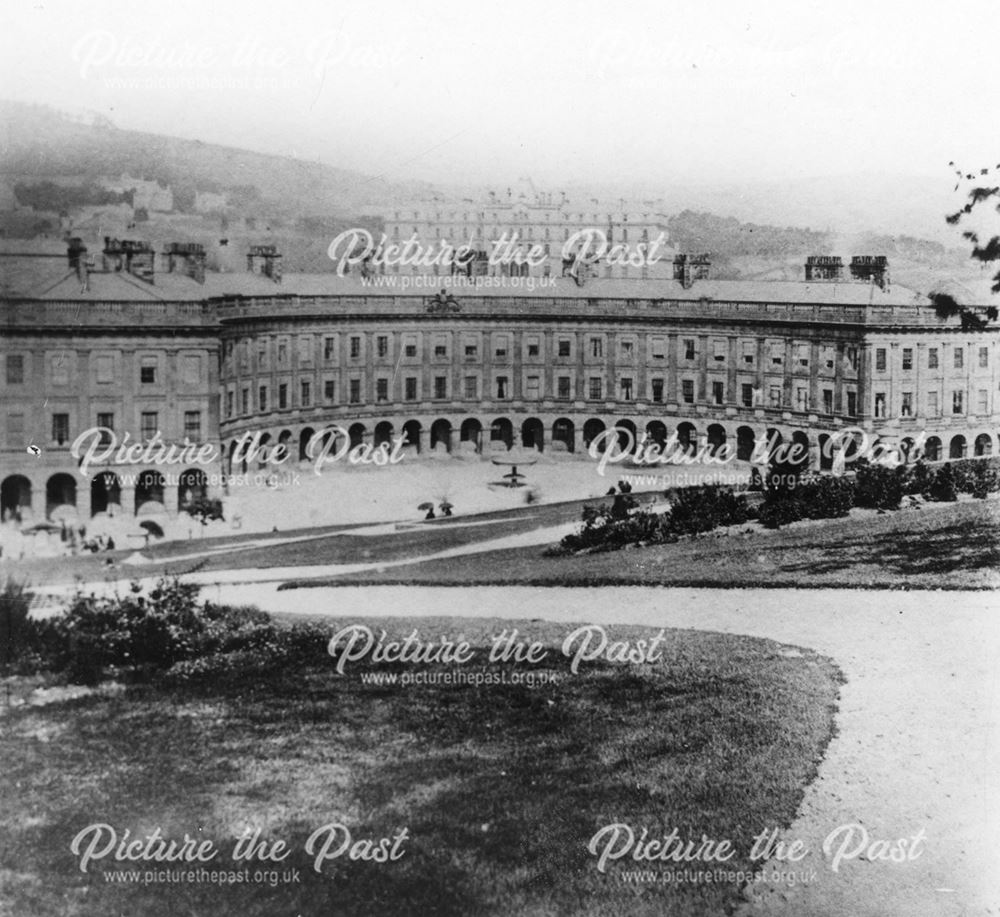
[226,391,234,418]
[652,378,664,403]
[874,393,886,418]
[952,390,964,414]
[928,347,938,369]
[184,410,201,440]
[97,356,115,384]
[434,376,447,399]
[875,348,887,371]
[278,384,288,409]
[496,376,508,399]
[258,385,267,412]
[526,375,541,399]
[741,383,754,407]
[954,347,964,369]
[465,376,478,399]
[52,413,69,445]
[558,339,572,357]
[712,380,724,405]
[298,336,313,364]
[927,391,938,415]
[495,339,508,358]
[795,343,809,367]
[465,344,478,358]
[902,348,913,371]
[434,340,447,358]
[769,386,781,407]
[405,342,417,357]
[713,340,727,363]
[650,337,665,360]
[769,342,784,366]
[349,379,361,403]
[683,339,696,361]
[258,341,268,369]
[589,377,602,400]
[977,389,988,414]
[7,413,24,447]
[7,354,25,384]
[620,377,633,401]
[979,346,989,368]
[823,389,833,414]
[557,376,571,400]
[376,378,389,402]
[846,346,859,371]
[682,379,695,403]
[350,336,361,359]
[324,380,335,402]
[590,338,603,358]
[377,336,388,358]
[52,357,69,385]
[241,388,249,415]
[796,386,809,411]
[901,392,913,417]
[847,391,857,416]
[141,411,158,440]
[405,377,418,401]
[140,364,156,384]
[278,341,288,365]
[619,340,633,358]
[742,341,755,365]
[324,337,336,361]
[527,338,541,357]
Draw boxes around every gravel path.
[214,585,999,917]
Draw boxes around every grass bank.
[0,616,841,917]
[281,499,1000,591]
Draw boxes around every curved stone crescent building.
[1,240,998,524]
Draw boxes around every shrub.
[759,475,854,528]
[0,579,35,672]
[928,463,958,502]
[854,461,904,510]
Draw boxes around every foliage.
[853,461,905,510]
[0,579,33,671]
[943,161,1000,304]
[4,577,326,686]
[759,475,856,529]
[927,463,958,503]
[183,496,225,524]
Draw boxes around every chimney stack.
[805,255,844,281]
[247,244,282,283]
[849,255,889,290]
[102,237,155,284]
[673,253,711,289]
[163,242,206,284]
[67,237,89,290]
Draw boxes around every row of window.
[7,411,204,447]
[874,345,989,372]
[3,353,203,386]
[224,375,858,417]
[226,335,860,373]
[873,389,991,418]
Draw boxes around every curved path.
[206,584,999,917]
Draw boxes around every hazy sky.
[1,0,997,189]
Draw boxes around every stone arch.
[299,427,316,462]
[645,420,667,448]
[90,472,121,516]
[348,423,367,449]
[736,426,756,462]
[135,469,165,515]
[1,474,32,522]
[402,420,422,453]
[276,429,293,463]
[374,421,394,448]
[178,468,208,512]
[925,436,942,462]
[521,417,544,452]
[46,473,77,520]
[791,430,811,471]
[676,421,697,455]
[583,418,606,449]
[552,417,575,453]
[461,418,483,451]
[430,418,452,452]
[949,434,967,459]
[974,433,994,457]
[615,418,637,453]
[490,417,514,449]
[256,432,272,469]
[706,423,727,458]
[818,433,834,471]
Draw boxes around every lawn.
[0,617,842,917]
[281,499,1000,591]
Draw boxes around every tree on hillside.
[938,162,1000,329]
